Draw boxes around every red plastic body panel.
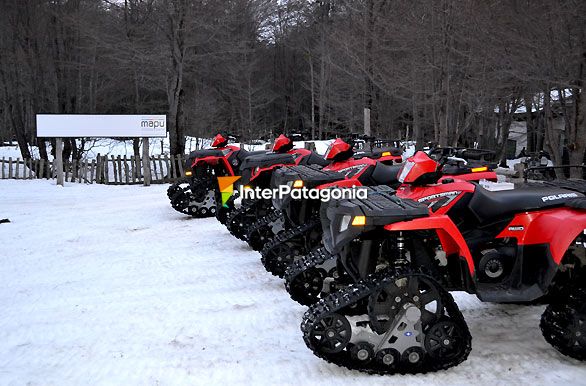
[325,138,352,160]
[496,208,586,264]
[211,134,228,147]
[384,216,475,275]
[192,145,240,176]
[396,181,475,215]
[400,152,439,183]
[273,134,292,152]
[248,148,313,183]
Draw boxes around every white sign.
[36,114,167,138]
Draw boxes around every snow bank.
[0,180,585,384]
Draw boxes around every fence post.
[123,156,129,184]
[111,155,117,184]
[104,156,109,184]
[167,154,174,180]
[15,158,20,179]
[90,159,96,183]
[8,157,13,179]
[117,155,123,183]
[39,159,45,179]
[152,156,158,182]
[1,157,4,179]
[130,155,136,183]
[158,156,165,182]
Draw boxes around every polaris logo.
[541,192,579,202]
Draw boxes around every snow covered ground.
[1,180,585,385]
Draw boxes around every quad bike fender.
[496,207,586,264]
[250,163,287,183]
[384,215,475,275]
[194,156,235,176]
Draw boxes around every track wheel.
[308,313,352,354]
[289,267,325,306]
[375,348,400,369]
[263,243,296,278]
[541,287,586,361]
[402,347,425,367]
[248,225,273,251]
[350,342,375,363]
[424,320,468,361]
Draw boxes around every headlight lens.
[185,170,192,176]
[340,215,351,232]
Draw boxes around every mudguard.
[496,207,586,264]
[384,215,475,275]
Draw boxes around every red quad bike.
[256,138,404,274]
[245,137,404,252]
[224,134,329,239]
[167,134,264,219]
[300,151,586,374]
[284,155,497,306]
[259,139,498,278]
[284,148,499,304]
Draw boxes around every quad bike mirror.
[324,138,354,161]
[272,134,294,153]
[398,151,442,185]
[211,134,229,148]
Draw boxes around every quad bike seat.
[370,162,401,185]
[469,184,586,223]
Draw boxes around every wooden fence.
[0,154,187,184]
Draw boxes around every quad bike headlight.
[381,151,391,157]
[339,215,352,232]
[339,215,366,232]
[185,170,192,176]
[471,166,488,172]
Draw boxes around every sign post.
[36,114,166,186]
[142,139,151,186]
[55,138,64,186]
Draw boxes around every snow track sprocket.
[540,285,586,361]
[169,177,216,218]
[285,247,343,306]
[225,199,267,240]
[301,270,471,374]
[246,210,285,251]
[167,177,190,199]
[260,219,321,277]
